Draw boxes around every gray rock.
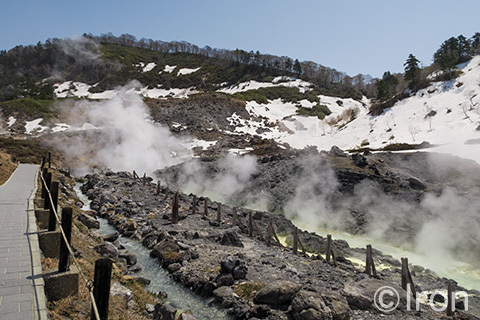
[219,230,244,247]
[102,231,119,242]
[254,280,302,305]
[330,146,347,157]
[145,303,155,313]
[119,249,137,266]
[178,310,196,320]
[153,303,177,320]
[78,212,100,229]
[291,290,331,320]
[342,278,413,311]
[110,281,133,302]
[94,242,119,259]
[215,273,234,287]
[213,286,234,304]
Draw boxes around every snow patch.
[163,65,176,73]
[177,67,201,76]
[7,116,16,127]
[25,118,48,134]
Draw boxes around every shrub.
[297,103,332,119]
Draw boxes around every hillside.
[2,35,480,314]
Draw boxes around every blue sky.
[1,0,479,77]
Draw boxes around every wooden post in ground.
[326,234,332,262]
[292,227,298,255]
[365,244,377,277]
[447,281,455,316]
[297,232,306,255]
[47,181,59,231]
[172,191,179,224]
[43,171,53,210]
[191,195,197,215]
[142,173,146,187]
[133,170,136,179]
[216,202,221,223]
[91,259,113,320]
[401,257,416,298]
[265,222,272,246]
[41,168,49,200]
[248,212,253,237]
[58,208,73,272]
[47,152,51,168]
[156,181,161,196]
[203,199,208,217]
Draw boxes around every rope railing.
[39,168,102,320]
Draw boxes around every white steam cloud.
[54,81,191,175]
[172,153,258,205]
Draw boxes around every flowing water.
[74,185,232,319]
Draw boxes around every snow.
[25,118,48,134]
[163,65,176,73]
[218,78,313,94]
[140,86,199,99]
[52,123,72,132]
[55,81,92,98]
[142,62,156,73]
[224,55,480,164]
[7,116,16,127]
[177,67,201,76]
[228,147,254,155]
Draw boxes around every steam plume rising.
[54,82,191,175]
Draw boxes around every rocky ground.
[76,169,480,320]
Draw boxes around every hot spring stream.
[74,185,232,319]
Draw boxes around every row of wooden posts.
[41,158,112,320]
[136,170,458,312]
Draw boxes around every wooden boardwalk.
[0,164,47,319]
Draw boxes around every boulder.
[119,249,137,266]
[330,146,348,157]
[219,230,244,247]
[94,242,119,259]
[78,213,100,229]
[342,278,413,311]
[110,281,133,302]
[291,290,331,320]
[215,273,234,287]
[178,310,196,320]
[153,303,177,320]
[213,286,234,304]
[102,231,119,242]
[254,280,301,305]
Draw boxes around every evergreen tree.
[404,54,421,90]
[293,59,302,75]
[375,71,398,101]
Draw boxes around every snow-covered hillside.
[50,56,480,163]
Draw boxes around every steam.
[53,81,191,175]
[59,36,102,63]
[167,153,259,205]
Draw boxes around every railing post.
[192,195,197,215]
[91,259,113,320]
[172,191,179,224]
[292,227,298,255]
[43,171,53,209]
[58,207,73,272]
[48,151,51,168]
[156,180,161,196]
[216,202,221,223]
[142,173,146,187]
[326,234,332,262]
[248,212,253,237]
[203,198,208,216]
[447,280,455,316]
[48,181,59,231]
